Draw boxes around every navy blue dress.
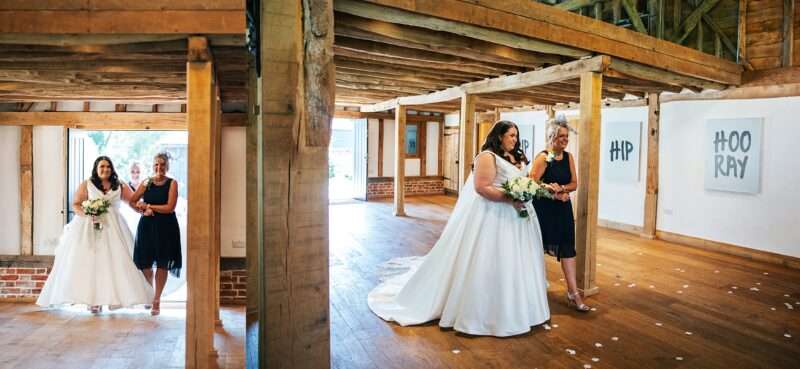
[531,151,576,261]
[133,178,182,277]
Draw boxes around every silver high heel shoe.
[566,291,591,312]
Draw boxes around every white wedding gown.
[37,181,154,307]
[368,151,550,337]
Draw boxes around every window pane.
[406,125,418,156]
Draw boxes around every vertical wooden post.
[394,105,407,216]
[575,72,602,297]
[20,126,33,256]
[642,93,660,239]
[377,118,384,176]
[782,0,794,67]
[458,94,476,192]
[546,105,555,121]
[186,36,216,369]
[737,0,747,64]
[697,18,704,52]
[674,0,683,39]
[213,85,223,328]
[244,54,261,369]
[254,0,333,367]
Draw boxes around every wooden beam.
[185,36,216,369]
[0,111,245,129]
[378,118,384,176]
[782,0,795,67]
[334,0,589,58]
[334,12,561,68]
[457,94,476,192]
[357,0,740,85]
[649,0,665,38]
[255,0,332,367]
[737,0,747,65]
[575,71,602,297]
[621,0,648,34]
[608,58,727,90]
[674,0,721,44]
[19,124,32,256]
[642,93,659,239]
[0,10,245,34]
[394,105,407,216]
[556,0,602,11]
[660,83,800,102]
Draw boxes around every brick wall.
[220,269,247,305]
[0,267,49,302]
[0,256,247,305]
[367,177,444,199]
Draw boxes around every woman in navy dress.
[530,116,591,312]
[129,152,181,315]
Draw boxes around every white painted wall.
[376,119,440,177]
[500,110,549,159]
[0,126,21,255]
[445,112,459,127]
[33,126,66,255]
[220,127,246,257]
[659,97,800,257]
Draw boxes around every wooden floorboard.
[0,303,244,369]
[330,195,800,369]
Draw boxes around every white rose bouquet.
[81,198,111,231]
[501,177,553,218]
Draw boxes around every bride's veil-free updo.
[481,120,529,165]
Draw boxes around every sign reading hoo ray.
[704,118,763,194]
[603,121,642,182]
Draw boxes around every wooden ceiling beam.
[334,0,590,58]
[0,111,246,129]
[334,12,561,68]
[0,10,244,34]
[355,0,740,85]
[334,37,521,75]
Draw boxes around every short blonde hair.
[154,151,172,171]
[545,115,571,146]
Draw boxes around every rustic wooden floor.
[0,302,244,369]
[330,195,800,369]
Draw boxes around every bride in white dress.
[368,121,550,337]
[37,156,154,312]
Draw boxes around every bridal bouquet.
[501,177,553,218]
[82,198,111,231]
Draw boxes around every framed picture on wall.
[704,118,762,194]
[602,121,642,182]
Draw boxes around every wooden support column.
[642,93,660,239]
[575,71,602,297]
[19,125,33,256]
[394,105,407,216]
[458,94,476,192]
[738,0,747,64]
[244,55,261,368]
[213,85,223,327]
[783,0,795,67]
[185,36,217,369]
[252,0,333,367]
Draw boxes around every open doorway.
[66,129,189,302]
[329,118,367,203]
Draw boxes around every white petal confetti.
[677,290,683,294]
[543,324,551,330]
[649,285,655,288]
[756,282,761,285]
[627,283,636,288]
[451,349,460,354]
[680,269,685,273]
[784,333,792,338]
[682,285,689,289]
[614,283,620,287]
[785,303,794,310]
[763,272,769,275]
[714,270,720,273]
[795,302,799,305]
[590,307,597,311]
[784,294,790,297]
[685,331,693,335]
[583,365,592,369]
[559,278,565,282]
[637,252,643,256]
[771,307,777,311]
[676,357,684,361]
[566,349,576,355]
[611,336,619,341]
[728,291,734,294]
[594,342,603,348]
[750,287,760,292]
[598,263,603,267]
[732,286,739,289]
[552,324,559,328]
[655,322,663,327]
[591,358,600,362]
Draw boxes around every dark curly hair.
[480,120,528,166]
[90,156,120,193]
